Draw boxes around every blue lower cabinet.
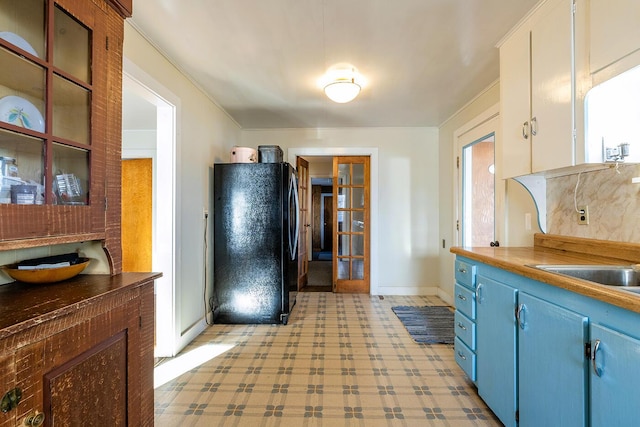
[455,336,476,381]
[476,275,518,427]
[518,292,588,427]
[590,323,640,427]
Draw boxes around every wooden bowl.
[1,258,91,284]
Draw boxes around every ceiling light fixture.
[320,66,364,104]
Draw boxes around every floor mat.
[391,305,455,344]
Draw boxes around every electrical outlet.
[577,205,589,225]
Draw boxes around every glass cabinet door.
[0,0,92,206]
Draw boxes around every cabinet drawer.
[455,283,476,320]
[455,337,476,382]
[455,259,476,289]
[454,310,476,350]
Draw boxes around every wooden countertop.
[451,234,640,314]
[0,272,161,339]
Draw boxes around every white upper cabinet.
[499,28,531,179]
[589,0,640,75]
[530,0,574,173]
[499,0,574,179]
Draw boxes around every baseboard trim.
[437,289,454,306]
[374,286,439,296]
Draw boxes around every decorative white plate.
[0,96,45,132]
[0,32,38,57]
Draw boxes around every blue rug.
[391,306,455,344]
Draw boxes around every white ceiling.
[127,0,538,129]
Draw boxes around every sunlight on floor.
[154,343,235,388]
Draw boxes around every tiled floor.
[154,293,500,426]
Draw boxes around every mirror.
[585,65,640,163]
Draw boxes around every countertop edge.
[0,272,162,341]
[451,246,640,314]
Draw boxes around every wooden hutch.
[0,0,158,426]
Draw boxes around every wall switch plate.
[577,205,589,225]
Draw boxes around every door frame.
[454,103,504,247]
[123,59,181,357]
[288,147,379,295]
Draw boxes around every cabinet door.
[476,275,518,427]
[590,324,640,426]
[499,27,532,179]
[530,0,574,172]
[590,0,640,74]
[44,332,127,426]
[518,292,588,427]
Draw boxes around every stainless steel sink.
[530,264,640,288]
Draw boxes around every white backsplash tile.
[547,164,640,242]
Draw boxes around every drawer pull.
[457,322,467,331]
[457,351,467,361]
[457,294,467,301]
[458,268,467,274]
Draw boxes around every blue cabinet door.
[590,323,640,427]
[476,275,518,427]
[518,292,588,427]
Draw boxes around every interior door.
[333,156,370,293]
[121,158,153,272]
[297,157,309,289]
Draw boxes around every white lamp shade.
[324,80,361,103]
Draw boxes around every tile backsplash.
[547,164,640,242]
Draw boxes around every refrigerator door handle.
[289,172,300,261]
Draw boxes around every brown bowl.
[1,258,91,284]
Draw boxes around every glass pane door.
[461,134,495,247]
[333,156,369,293]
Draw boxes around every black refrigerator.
[212,162,299,324]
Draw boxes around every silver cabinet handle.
[457,294,467,301]
[457,322,467,331]
[457,351,467,361]
[592,339,602,377]
[531,116,538,136]
[475,283,483,304]
[516,303,526,329]
[458,267,467,274]
[522,121,529,139]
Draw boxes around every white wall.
[241,127,441,295]
[124,22,241,354]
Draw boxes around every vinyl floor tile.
[154,293,500,426]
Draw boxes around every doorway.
[289,148,379,294]
[455,106,501,247]
[296,155,371,294]
[301,176,333,292]
[122,62,178,357]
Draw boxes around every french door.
[297,157,309,289]
[333,156,370,293]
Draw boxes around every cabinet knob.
[457,351,467,360]
[457,322,467,331]
[457,294,467,302]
